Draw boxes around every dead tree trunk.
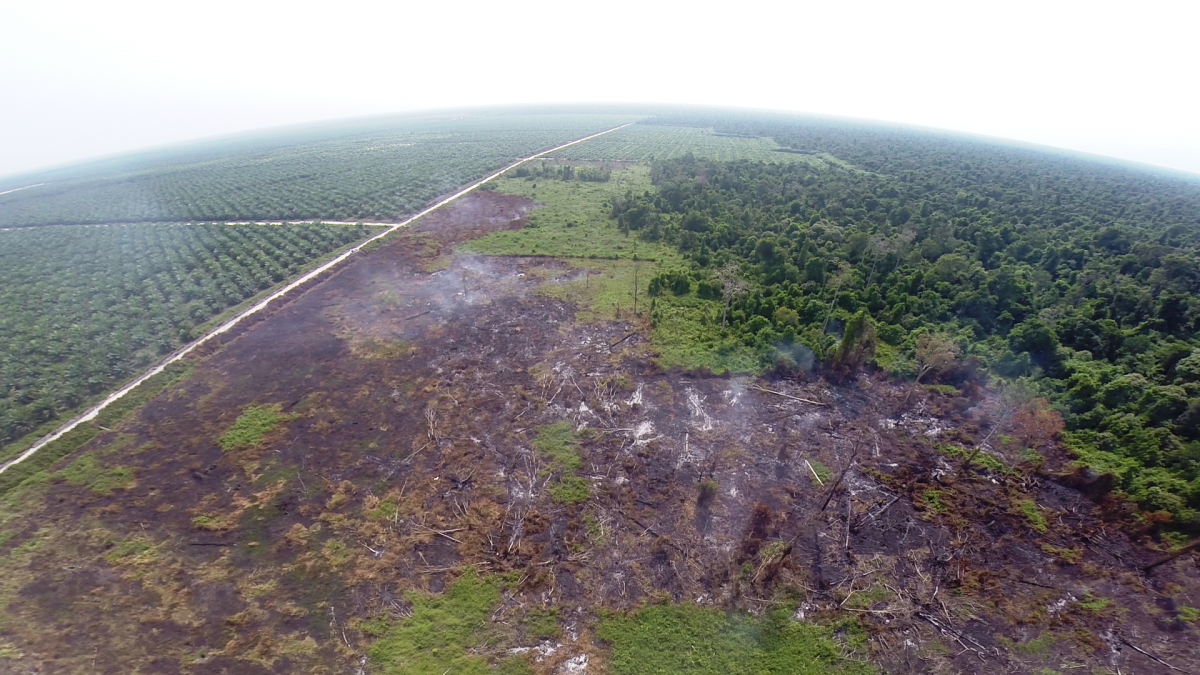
[1144,538,1200,573]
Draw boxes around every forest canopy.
[613,115,1200,530]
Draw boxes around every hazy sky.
[3,0,1198,178]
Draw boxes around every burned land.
[0,186,1195,675]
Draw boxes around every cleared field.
[0,222,380,450]
[0,114,637,228]
[550,124,821,163]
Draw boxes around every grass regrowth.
[533,422,590,504]
[468,166,760,374]
[368,569,519,675]
[1019,500,1048,533]
[55,455,135,496]
[533,422,581,472]
[595,604,874,675]
[219,404,297,451]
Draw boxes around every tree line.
[617,145,1200,531]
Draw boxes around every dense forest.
[613,118,1200,531]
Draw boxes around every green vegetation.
[532,421,582,471]
[935,444,1014,476]
[1006,632,1057,656]
[0,114,637,228]
[368,569,513,675]
[1019,500,1049,533]
[533,422,590,504]
[552,125,824,164]
[1178,606,1199,623]
[219,404,297,451]
[548,475,591,505]
[1077,591,1111,613]
[104,537,156,565]
[579,112,1200,530]
[0,362,193,497]
[469,165,666,260]
[0,222,373,449]
[54,455,134,496]
[595,604,874,674]
[807,460,833,485]
[521,608,561,641]
[470,164,759,372]
[920,490,947,513]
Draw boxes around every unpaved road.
[0,123,632,475]
[0,182,44,196]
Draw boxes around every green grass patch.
[533,422,581,472]
[1077,591,1110,613]
[347,337,416,361]
[843,584,893,610]
[807,460,833,486]
[595,604,874,675]
[1178,606,1199,623]
[1003,632,1057,656]
[466,164,763,376]
[192,515,231,531]
[1018,500,1049,533]
[548,475,591,505]
[55,455,135,496]
[366,499,400,522]
[533,422,591,505]
[521,608,561,641]
[920,490,947,514]
[922,384,960,396]
[219,404,297,451]
[104,537,157,565]
[467,166,668,261]
[935,444,1015,476]
[651,296,763,374]
[368,569,508,675]
[0,361,193,497]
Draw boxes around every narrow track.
[0,123,632,475]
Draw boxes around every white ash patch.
[879,418,897,429]
[626,383,644,408]
[631,420,660,446]
[558,654,589,674]
[794,602,815,621]
[721,387,743,406]
[508,641,560,661]
[686,388,716,431]
[1047,594,1077,617]
[794,411,823,428]
[931,458,954,481]
[676,432,707,469]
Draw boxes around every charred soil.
[0,191,1197,674]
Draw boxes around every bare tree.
[717,263,751,328]
[904,333,961,405]
[820,262,853,335]
[914,333,961,385]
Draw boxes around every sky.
[2,0,1198,178]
